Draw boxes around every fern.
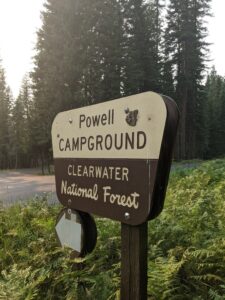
[0,159,225,298]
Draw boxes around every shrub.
[0,159,224,299]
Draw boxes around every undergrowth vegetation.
[0,159,225,299]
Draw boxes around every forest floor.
[0,168,57,206]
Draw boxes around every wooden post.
[121,222,148,300]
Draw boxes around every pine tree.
[32,0,83,172]
[11,75,33,168]
[0,62,12,169]
[32,0,126,166]
[204,68,225,158]
[164,0,211,159]
[78,0,124,103]
[31,0,181,164]
[122,0,163,95]
[147,0,165,92]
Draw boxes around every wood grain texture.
[121,223,148,300]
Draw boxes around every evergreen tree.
[32,0,84,172]
[204,68,225,158]
[147,0,165,92]
[31,0,129,165]
[11,75,33,168]
[0,62,12,169]
[78,0,124,103]
[164,0,211,159]
[32,0,216,162]
[122,0,163,95]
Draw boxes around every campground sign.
[52,92,179,225]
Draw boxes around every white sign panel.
[55,210,83,254]
[52,92,167,160]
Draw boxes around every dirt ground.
[0,168,58,206]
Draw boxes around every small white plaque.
[55,210,83,255]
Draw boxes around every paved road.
[0,169,58,206]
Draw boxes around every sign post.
[121,223,148,299]
[51,91,179,298]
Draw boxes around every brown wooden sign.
[52,92,179,225]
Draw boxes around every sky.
[0,0,224,98]
[207,0,225,76]
[0,0,44,97]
